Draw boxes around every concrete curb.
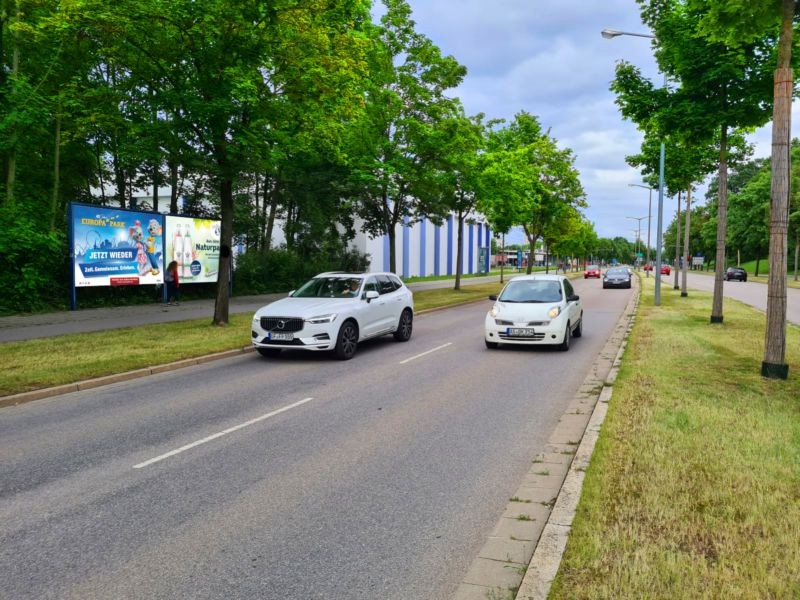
[514,281,639,600]
[452,278,640,600]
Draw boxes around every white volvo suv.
[252,272,414,360]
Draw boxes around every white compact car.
[484,274,582,351]
[252,272,414,360]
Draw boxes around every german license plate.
[507,327,536,336]
[269,332,293,341]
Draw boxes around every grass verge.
[0,282,502,397]
[550,276,800,598]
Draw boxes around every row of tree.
[0,0,592,317]
[612,0,798,379]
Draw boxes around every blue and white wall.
[355,214,492,277]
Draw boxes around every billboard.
[71,203,164,287]
[164,216,221,283]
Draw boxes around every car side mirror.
[288,290,295,297]
[489,295,497,301]
[568,294,580,302]
[365,290,379,302]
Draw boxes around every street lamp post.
[603,28,665,305]
[629,184,654,277]
[626,215,648,269]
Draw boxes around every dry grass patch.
[550,282,800,599]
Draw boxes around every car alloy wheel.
[393,309,413,342]
[335,320,358,360]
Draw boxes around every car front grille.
[499,332,546,341]
[260,317,304,333]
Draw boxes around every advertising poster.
[164,216,221,283]
[71,204,164,287]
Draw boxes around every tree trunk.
[794,233,798,281]
[213,177,234,326]
[762,0,794,378]
[454,207,464,290]
[112,142,127,209]
[169,157,179,214]
[49,109,61,231]
[152,167,159,212]
[681,186,691,297]
[264,178,278,253]
[711,124,729,323]
[674,191,681,289]
[387,225,396,274]
[755,254,761,278]
[4,0,21,206]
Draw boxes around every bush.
[0,205,69,313]
[233,246,370,295]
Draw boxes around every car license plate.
[269,332,293,341]
[507,327,536,336]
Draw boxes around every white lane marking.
[133,397,314,469]
[399,343,452,365]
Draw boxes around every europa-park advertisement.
[70,204,221,288]
[70,204,165,287]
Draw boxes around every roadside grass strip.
[549,279,800,599]
[0,283,503,397]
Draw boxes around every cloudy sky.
[400,0,780,244]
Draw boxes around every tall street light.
[602,27,665,305]
[629,183,654,277]
[626,215,648,269]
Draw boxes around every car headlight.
[306,314,337,324]
[548,306,561,319]
[490,305,499,318]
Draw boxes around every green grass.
[549,276,800,599]
[0,281,503,397]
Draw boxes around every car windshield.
[607,268,628,276]
[499,280,562,303]
[586,265,598,270]
[292,276,363,298]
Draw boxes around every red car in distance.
[584,265,601,278]
[643,264,671,275]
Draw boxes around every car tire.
[485,340,499,349]
[393,309,413,342]
[335,320,358,360]
[602,283,607,289]
[257,347,281,358]
[572,316,582,338]
[558,322,571,351]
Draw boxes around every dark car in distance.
[724,267,747,282]
[603,266,632,289]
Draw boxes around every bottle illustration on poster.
[164,216,221,284]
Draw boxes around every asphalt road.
[676,271,800,324]
[0,277,631,600]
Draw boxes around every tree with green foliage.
[348,0,465,274]
[685,0,799,378]
[479,112,585,275]
[616,0,776,322]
